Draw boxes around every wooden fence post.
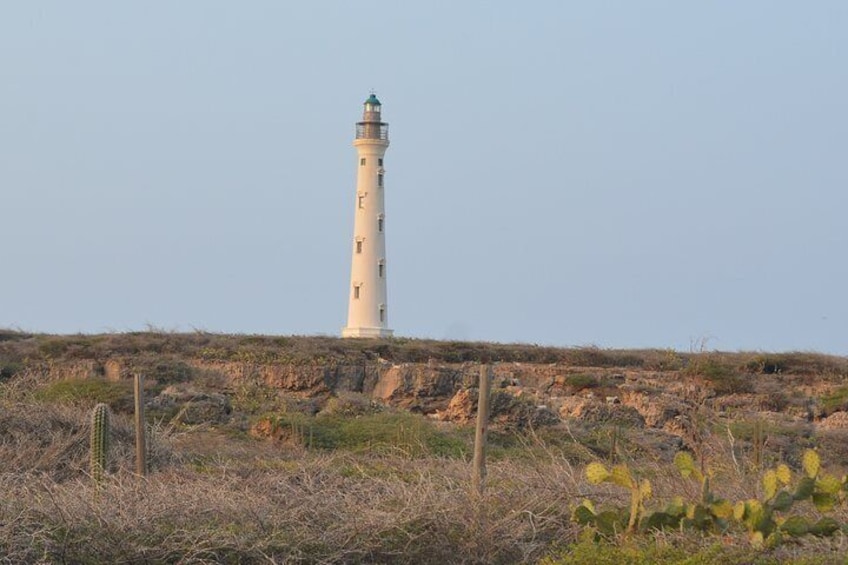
[134,373,147,476]
[472,364,491,496]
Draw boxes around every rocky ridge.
[46,356,848,440]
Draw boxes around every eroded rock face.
[558,396,645,428]
[619,390,686,428]
[103,359,126,382]
[439,389,475,424]
[819,411,848,430]
[148,385,231,425]
[263,365,327,394]
[166,359,848,440]
[370,364,472,400]
[367,364,480,414]
[438,388,560,429]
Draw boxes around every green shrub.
[542,536,749,565]
[687,357,753,394]
[36,336,101,359]
[0,360,22,380]
[642,349,685,371]
[744,353,848,377]
[745,355,785,375]
[564,348,645,368]
[37,338,71,358]
[0,329,30,342]
[820,386,848,415]
[564,374,599,391]
[232,378,286,415]
[142,358,194,384]
[261,411,468,458]
[35,378,134,412]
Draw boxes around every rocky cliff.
[3,332,847,449]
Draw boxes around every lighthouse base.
[341,326,394,339]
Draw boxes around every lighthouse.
[342,94,393,338]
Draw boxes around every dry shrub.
[1,376,177,480]
[0,454,580,564]
[743,352,848,377]
[3,332,846,377]
[0,401,179,481]
[3,333,848,562]
[2,393,847,563]
[685,356,754,395]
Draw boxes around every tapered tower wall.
[343,95,393,338]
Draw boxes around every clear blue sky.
[2,2,846,353]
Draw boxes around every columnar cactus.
[90,403,111,482]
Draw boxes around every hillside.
[2,331,848,563]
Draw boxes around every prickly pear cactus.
[576,449,847,546]
[581,461,652,534]
[90,403,111,482]
[735,449,846,546]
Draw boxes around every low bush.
[138,357,194,384]
[34,378,134,413]
[744,353,848,377]
[257,410,469,458]
[564,374,599,391]
[542,535,752,565]
[820,386,848,415]
[0,360,21,381]
[0,400,175,480]
[0,329,30,342]
[687,357,753,395]
[0,455,576,564]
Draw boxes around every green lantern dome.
[364,93,381,106]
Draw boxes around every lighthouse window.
[377,174,383,187]
[356,240,363,253]
[360,158,366,166]
[379,305,385,322]
[358,194,365,209]
[354,285,361,299]
[378,262,384,278]
[377,217,384,232]
[378,158,383,166]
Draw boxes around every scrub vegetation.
[1,330,847,563]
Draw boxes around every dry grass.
[1,373,581,563]
[2,389,847,563]
[1,450,579,563]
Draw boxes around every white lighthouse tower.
[342,94,393,338]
